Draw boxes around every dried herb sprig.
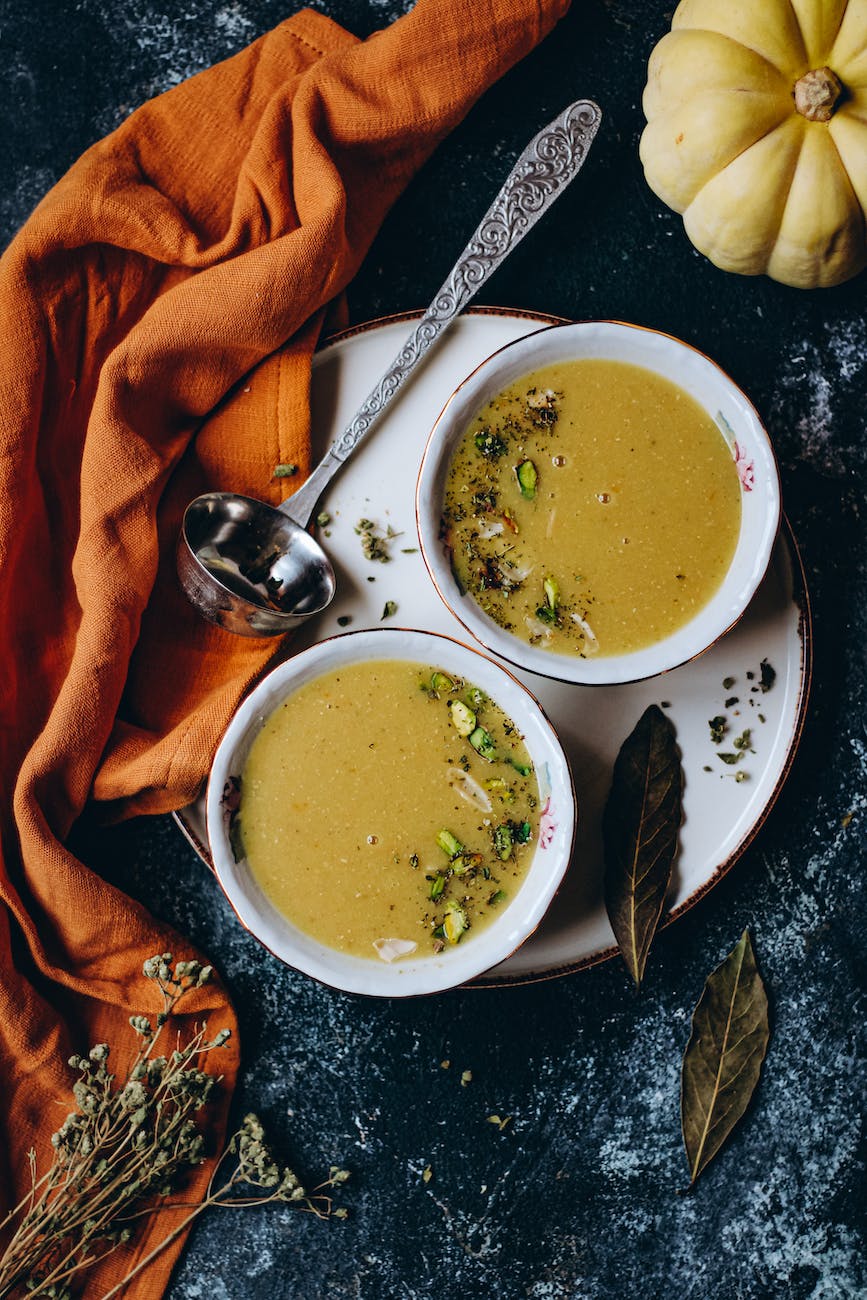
[0,956,346,1300]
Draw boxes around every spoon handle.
[280,97,602,528]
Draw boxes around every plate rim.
[172,305,813,989]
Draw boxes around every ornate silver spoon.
[177,99,602,636]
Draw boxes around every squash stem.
[793,66,844,121]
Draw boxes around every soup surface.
[442,359,742,658]
[238,660,540,962]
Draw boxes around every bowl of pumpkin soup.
[417,320,781,685]
[207,628,576,996]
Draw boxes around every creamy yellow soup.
[442,359,742,658]
[237,660,539,962]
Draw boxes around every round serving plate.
[174,308,811,988]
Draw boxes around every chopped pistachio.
[449,700,477,737]
[451,852,482,876]
[429,875,446,901]
[516,459,538,499]
[422,1165,433,1183]
[444,904,468,945]
[436,829,463,858]
[469,726,497,761]
[493,824,513,860]
[430,671,454,694]
[488,889,507,906]
[460,1069,473,1086]
[273,463,298,478]
[509,758,532,777]
[316,511,331,527]
[543,575,559,612]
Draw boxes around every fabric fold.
[0,0,569,1293]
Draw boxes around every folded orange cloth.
[0,0,569,1293]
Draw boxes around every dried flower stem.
[0,957,347,1300]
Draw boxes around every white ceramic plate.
[175,309,811,987]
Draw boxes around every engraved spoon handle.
[281,98,602,528]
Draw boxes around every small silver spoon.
[178,98,602,637]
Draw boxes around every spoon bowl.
[178,493,336,637]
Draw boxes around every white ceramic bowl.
[416,320,781,686]
[206,628,576,997]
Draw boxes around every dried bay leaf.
[681,930,770,1184]
[603,704,683,986]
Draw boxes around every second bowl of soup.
[207,628,575,996]
[416,321,781,685]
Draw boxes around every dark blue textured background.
[4,2,866,1296]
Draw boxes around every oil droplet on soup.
[237,660,540,961]
[442,360,742,658]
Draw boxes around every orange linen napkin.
[0,0,569,1294]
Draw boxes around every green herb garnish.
[381,600,398,620]
[474,430,507,458]
[760,659,776,692]
[708,716,726,744]
[273,463,298,478]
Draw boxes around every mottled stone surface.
[5,1,867,1296]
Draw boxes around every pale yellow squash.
[640,0,867,287]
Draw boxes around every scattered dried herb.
[759,658,776,692]
[681,930,769,1185]
[336,615,352,628]
[0,958,347,1300]
[273,463,298,478]
[316,511,331,527]
[717,752,741,765]
[722,676,735,690]
[708,716,726,744]
[381,600,398,620]
[603,705,683,987]
[355,517,400,563]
